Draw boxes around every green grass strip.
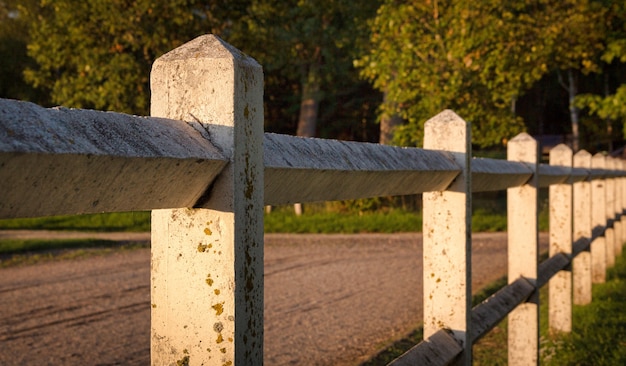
[0,212,150,232]
[542,249,626,365]
[364,249,626,365]
[0,238,123,255]
[0,238,149,268]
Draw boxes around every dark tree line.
[2,0,626,152]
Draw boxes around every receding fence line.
[1,35,624,366]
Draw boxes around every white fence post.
[614,159,623,257]
[573,150,592,305]
[591,153,607,284]
[621,160,626,255]
[606,158,616,268]
[422,110,472,365]
[150,35,264,366]
[506,133,539,365]
[548,144,573,334]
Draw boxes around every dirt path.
[0,232,548,365]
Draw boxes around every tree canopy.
[3,0,626,152]
[21,0,246,115]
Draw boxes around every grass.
[264,209,422,233]
[362,277,509,365]
[0,238,149,268]
[541,249,626,365]
[264,207,526,233]
[363,249,626,365]
[0,208,543,234]
[0,211,151,232]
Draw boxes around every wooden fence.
[1,34,624,365]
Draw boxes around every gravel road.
[0,232,548,365]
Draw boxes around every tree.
[576,0,626,142]
[357,0,531,148]
[0,0,46,103]
[548,0,607,151]
[23,0,247,114]
[235,0,380,139]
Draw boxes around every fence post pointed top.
[155,34,261,68]
[510,132,535,142]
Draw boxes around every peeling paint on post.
[548,144,573,334]
[591,154,607,284]
[506,133,539,365]
[150,35,264,366]
[573,150,592,306]
[422,110,471,365]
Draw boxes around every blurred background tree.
[1,0,625,153]
[0,0,46,104]
[20,0,248,115]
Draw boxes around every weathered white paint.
[0,98,227,218]
[263,132,460,204]
[537,164,571,187]
[573,150,592,305]
[591,153,607,284]
[150,35,264,366]
[506,132,540,365]
[471,157,532,192]
[548,144,573,334]
[422,110,472,365]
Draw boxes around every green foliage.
[233,0,382,139]
[573,0,626,140]
[21,0,244,114]
[0,212,150,232]
[542,250,626,365]
[0,0,47,103]
[356,0,624,148]
[357,0,531,148]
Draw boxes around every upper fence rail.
[2,97,625,218]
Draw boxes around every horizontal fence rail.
[0,98,227,218]
[1,34,625,365]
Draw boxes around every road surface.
[0,232,547,365]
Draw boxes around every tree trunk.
[379,91,402,145]
[296,65,321,138]
[294,62,321,215]
[567,69,580,152]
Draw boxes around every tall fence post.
[621,160,626,256]
[506,133,539,365]
[606,158,616,268]
[149,35,264,366]
[591,153,607,283]
[616,159,626,256]
[422,110,472,365]
[610,158,622,258]
[549,144,573,334]
[573,150,592,305]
